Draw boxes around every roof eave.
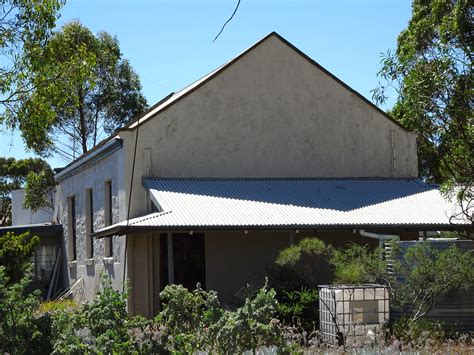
[55,138,123,182]
[92,223,473,239]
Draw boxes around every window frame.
[67,195,77,261]
[85,188,94,259]
[104,180,113,257]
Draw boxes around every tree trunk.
[78,86,88,154]
[93,105,99,147]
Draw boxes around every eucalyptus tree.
[0,157,54,224]
[12,21,148,160]
[0,0,64,115]
[373,0,473,223]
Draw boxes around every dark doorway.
[159,233,206,291]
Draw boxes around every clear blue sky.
[0,0,412,169]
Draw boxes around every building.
[50,33,471,316]
[0,189,63,298]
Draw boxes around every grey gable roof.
[92,178,471,238]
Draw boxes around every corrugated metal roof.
[93,178,471,237]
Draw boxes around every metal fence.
[386,239,474,333]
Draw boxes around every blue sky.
[0,0,412,169]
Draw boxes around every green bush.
[157,283,222,352]
[276,237,327,267]
[209,283,284,353]
[391,242,474,325]
[51,275,166,354]
[391,317,446,344]
[272,237,333,289]
[275,288,319,330]
[330,243,388,284]
[271,238,388,334]
[0,266,54,354]
[157,281,286,353]
[0,231,39,285]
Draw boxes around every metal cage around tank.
[318,284,390,345]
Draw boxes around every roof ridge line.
[129,210,172,226]
[144,177,421,181]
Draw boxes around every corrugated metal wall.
[11,189,53,226]
[388,240,474,332]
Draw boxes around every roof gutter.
[55,138,123,182]
[92,223,472,239]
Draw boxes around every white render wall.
[57,147,127,303]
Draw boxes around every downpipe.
[357,229,399,256]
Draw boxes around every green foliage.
[276,237,327,266]
[0,157,50,193]
[273,237,333,288]
[24,166,56,211]
[52,275,160,354]
[391,242,474,324]
[209,283,284,353]
[1,274,285,353]
[272,238,389,334]
[0,0,64,116]
[158,282,285,353]
[274,237,388,285]
[11,21,148,158]
[392,317,446,344]
[0,266,54,354]
[157,283,222,352]
[0,157,54,222]
[276,288,319,330]
[373,0,473,222]
[330,243,388,284]
[0,231,39,284]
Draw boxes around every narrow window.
[68,195,77,261]
[104,180,113,257]
[85,188,94,259]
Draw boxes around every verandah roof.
[92,178,471,238]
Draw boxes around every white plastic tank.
[319,284,389,345]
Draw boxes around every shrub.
[157,283,222,352]
[273,237,333,288]
[0,231,39,284]
[209,283,284,353]
[391,242,474,326]
[391,317,446,344]
[276,237,327,267]
[276,288,319,330]
[52,275,165,354]
[157,282,286,353]
[0,266,53,354]
[271,238,388,335]
[329,243,388,284]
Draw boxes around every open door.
[160,233,206,291]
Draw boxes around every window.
[85,188,94,259]
[67,195,77,261]
[104,180,113,257]
[31,245,57,281]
